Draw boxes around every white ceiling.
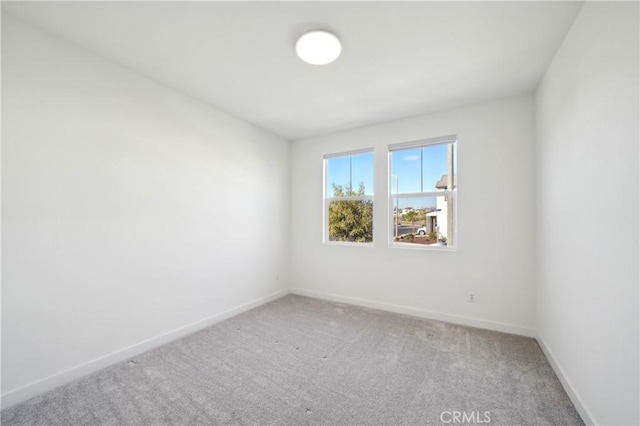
[3,1,582,140]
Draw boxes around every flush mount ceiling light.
[296,30,342,65]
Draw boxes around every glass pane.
[392,196,455,247]
[391,142,456,194]
[351,152,374,196]
[326,156,350,197]
[422,143,456,192]
[326,152,374,197]
[390,148,421,194]
[328,200,373,243]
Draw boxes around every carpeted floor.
[2,295,583,425]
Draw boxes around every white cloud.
[403,155,420,161]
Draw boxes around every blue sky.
[326,152,374,196]
[326,144,455,207]
[391,144,452,193]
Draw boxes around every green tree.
[404,210,419,233]
[328,182,373,242]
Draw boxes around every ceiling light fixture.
[296,30,342,65]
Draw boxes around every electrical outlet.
[468,292,476,303]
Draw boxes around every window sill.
[389,242,457,252]
[324,241,375,248]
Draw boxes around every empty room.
[1,1,638,425]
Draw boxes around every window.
[324,149,374,244]
[389,136,457,248]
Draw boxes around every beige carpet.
[2,295,583,425]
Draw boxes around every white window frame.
[323,148,374,246]
[388,135,457,250]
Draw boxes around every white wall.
[535,2,639,425]
[1,14,290,407]
[290,95,536,336]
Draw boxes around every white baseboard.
[535,336,595,426]
[0,288,289,410]
[290,287,536,338]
